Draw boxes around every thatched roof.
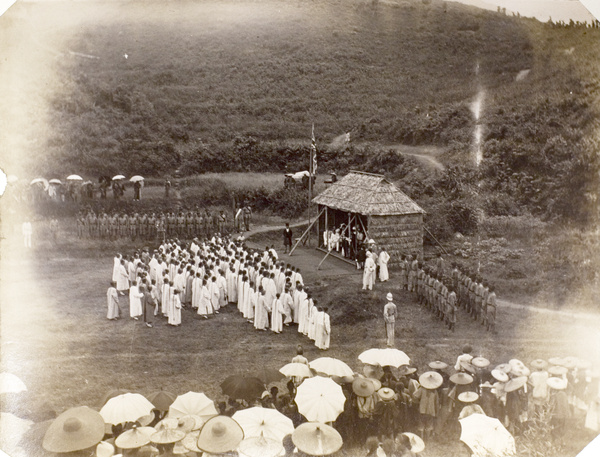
[313,171,425,216]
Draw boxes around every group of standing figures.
[78,209,239,241]
[106,234,331,350]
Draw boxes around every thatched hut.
[312,170,425,267]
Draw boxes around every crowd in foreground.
[36,343,600,457]
[107,235,331,350]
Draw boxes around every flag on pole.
[311,124,317,175]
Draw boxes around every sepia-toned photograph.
[0,0,599,456]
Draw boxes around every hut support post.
[424,227,449,255]
[289,207,326,256]
[358,216,371,242]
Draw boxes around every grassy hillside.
[1,0,599,224]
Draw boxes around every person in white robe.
[128,259,137,284]
[191,273,202,309]
[362,251,376,290]
[293,284,307,325]
[315,307,331,350]
[149,255,159,282]
[217,270,227,308]
[240,277,252,320]
[129,281,144,319]
[161,278,171,316]
[168,290,182,326]
[237,270,246,312]
[281,288,294,325]
[297,293,310,335]
[112,254,122,282]
[307,298,317,340]
[271,293,284,333]
[247,282,257,323]
[209,277,220,313]
[107,282,120,320]
[174,269,186,295]
[378,248,390,282]
[197,279,213,318]
[117,260,130,294]
[254,287,269,330]
[265,274,277,313]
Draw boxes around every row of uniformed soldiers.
[78,209,229,240]
[395,257,497,332]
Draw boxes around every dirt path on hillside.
[349,142,446,171]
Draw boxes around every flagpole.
[308,124,313,246]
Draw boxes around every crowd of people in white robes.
[107,235,331,349]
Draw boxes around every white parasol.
[112,175,126,181]
[129,175,144,182]
[0,372,27,394]
[49,179,62,185]
[100,393,155,425]
[67,175,83,181]
[358,348,411,368]
[459,413,516,457]
[309,358,354,378]
[295,376,346,423]
[279,363,312,379]
[232,407,294,443]
[168,392,218,422]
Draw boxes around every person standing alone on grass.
[283,223,293,254]
[362,250,376,290]
[107,281,120,320]
[384,293,397,347]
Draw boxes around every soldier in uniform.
[204,209,212,236]
[157,213,166,242]
[176,212,186,237]
[87,211,97,238]
[243,206,252,231]
[195,211,204,237]
[99,212,109,239]
[128,212,137,240]
[186,211,195,239]
[139,212,148,239]
[76,211,85,238]
[408,255,419,292]
[147,213,156,240]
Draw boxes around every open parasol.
[256,367,285,385]
[168,392,218,422]
[115,425,156,449]
[112,175,126,181]
[49,179,62,185]
[0,372,27,394]
[309,357,354,378]
[146,390,177,412]
[67,175,83,181]
[295,376,346,423]
[292,422,343,456]
[358,348,411,368]
[100,393,155,425]
[459,413,516,457]
[232,407,294,443]
[30,178,49,190]
[280,363,313,379]
[221,375,265,402]
[238,434,284,457]
[129,175,144,182]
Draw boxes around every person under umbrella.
[414,372,443,440]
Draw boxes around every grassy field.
[1,225,599,456]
